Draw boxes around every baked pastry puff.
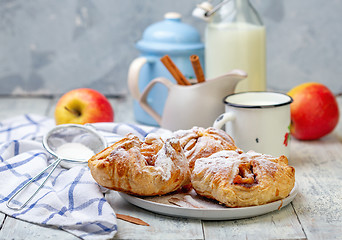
[191,150,295,207]
[88,133,191,196]
[173,127,241,171]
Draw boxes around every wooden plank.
[106,191,203,240]
[290,135,342,240]
[1,95,341,240]
[0,97,52,121]
[203,204,305,239]
[45,97,57,119]
[0,216,78,240]
[108,96,136,124]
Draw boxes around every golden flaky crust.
[88,133,191,196]
[173,127,241,171]
[191,150,295,207]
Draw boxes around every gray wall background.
[1,0,341,96]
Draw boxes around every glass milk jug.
[204,0,266,92]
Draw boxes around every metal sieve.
[6,124,107,210]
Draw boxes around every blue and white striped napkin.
[0,114,171,239]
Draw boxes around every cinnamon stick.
[116,213,150,226]
[190,55,205,83]
[160,55,191,85]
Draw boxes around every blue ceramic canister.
[128,12,204,126]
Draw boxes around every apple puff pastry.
[191,150,295,207]
[88,133,190,196]
[173,127,241,171]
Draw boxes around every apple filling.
[140,141,163,166]
[233,162,257,187]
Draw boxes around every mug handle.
[213,112,236,129]
[127,57,148,100]
[139,77,174,125]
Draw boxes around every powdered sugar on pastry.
[191,150,295,207]
[88,133,190,196]
[153,138,186,181]
[174,127,241,171]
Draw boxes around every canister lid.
[136,12,204,54]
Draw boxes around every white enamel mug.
[213,92,293,157]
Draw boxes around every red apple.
[54,88,114,125]
[288,82,339,140]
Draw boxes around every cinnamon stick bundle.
[160,55,191,86]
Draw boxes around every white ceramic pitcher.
[139,70,247,131]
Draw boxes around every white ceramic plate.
[118,183,298,220]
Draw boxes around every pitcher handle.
[127,57,148,100]
[139,77,174,125]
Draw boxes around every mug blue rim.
[223,91,293,109]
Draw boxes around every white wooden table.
[0,96,341,240]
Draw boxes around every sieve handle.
[6,158,62,211]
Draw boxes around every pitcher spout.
[206,69,248,94]
[224,69,248,80]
